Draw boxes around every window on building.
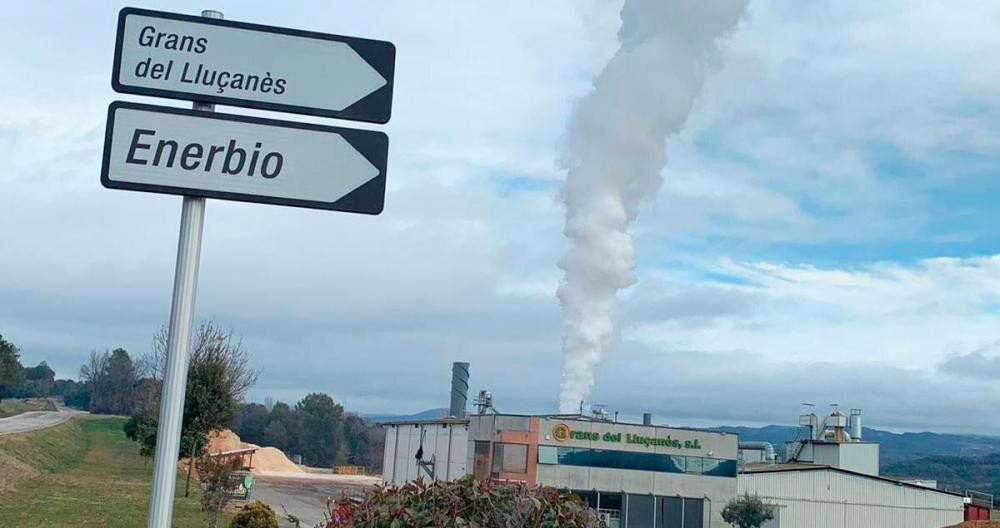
[598,493,623,528]
[570,490,598,509]
[492,443,528,474]
[538,445,558,464]
[684,457,703,475]
[549,447,733,477]
[681,499,704,528]
[473,441,491,481]
[625,494,654,528]
[659,496,683,528]
[704,459,737,477]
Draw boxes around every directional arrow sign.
[112,7,395,123]
[101,101,388,214]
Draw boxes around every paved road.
[0,403,87,435]
[252,475,373,527]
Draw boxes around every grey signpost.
[104,8,394,528]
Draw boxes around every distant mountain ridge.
[364,408,449,423]
[710,425,1000,465]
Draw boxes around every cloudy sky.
[3,1,1000,434]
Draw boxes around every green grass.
[0,417,230,527]
[0,398,57,417]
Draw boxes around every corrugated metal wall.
[381,423,469,486]
[739,470,965,528]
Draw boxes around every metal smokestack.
[642,413,652,426]
[850,409,862,441]
[449,362,470,418]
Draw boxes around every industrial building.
[737,408,968,528]
[380,363,980,528]
[383,412,739,527]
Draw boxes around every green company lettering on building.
[566,429,702,450]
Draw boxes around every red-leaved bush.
[322,476,597,528]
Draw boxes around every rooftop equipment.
[474,389,493,414]
[850,408,862,440]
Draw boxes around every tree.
[295,393,343,467]
[342,413,384,472]
[17,361,55,397]
[721,493,774,528]
[79,348,137,414]
[105,348,137,415]
[80,350,111,412]
[234,403,270,445]
[0,335,25,407]
[263,421,290,453]
[129,321,258,464]
[196,454,242,528]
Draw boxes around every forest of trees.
[0,333,89,409]
[232,394,384,471]
[1,329,384,473]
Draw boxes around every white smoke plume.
[557,0,748,413]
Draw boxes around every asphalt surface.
[252,475,373,527]
[0,403,87,435]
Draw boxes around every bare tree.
[189,321,257,401]
[136,321,259,418]
[80,350,111,412]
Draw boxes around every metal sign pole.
[145,10,221,528]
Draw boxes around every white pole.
[145,9,221,528]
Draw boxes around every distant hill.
[710,425,1000,466]
[883,453,1000,495]
[364,408,449,423]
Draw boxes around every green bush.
[721,493,774,528]
[230,500,279,528]
[329,476,596,527]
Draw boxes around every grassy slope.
[0,398,57,417]
[0,417,228,527]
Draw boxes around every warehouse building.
[383,411,739,528]
[738,464,965,528]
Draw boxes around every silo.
[449,362,470,417]
[850,409,862,440]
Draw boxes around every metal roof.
[739,463,967,498]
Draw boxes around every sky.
[3,1,1000,435]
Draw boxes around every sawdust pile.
[205,429,248,453]
[252,446,304,473]
[203,429,304,474]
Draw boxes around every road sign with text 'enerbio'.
[112,7,395,123]
[101,101,388,214]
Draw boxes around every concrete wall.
[381,421,469,486]
[794,442,880,476]
[739,469,965,528]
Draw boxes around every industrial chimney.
[449,362,470,418]
[850,409,862,441]
[642,413,652,426]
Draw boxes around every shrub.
[721,493,774,528]
[230,500,279,528]
[197,455,243,528]
[322,476,596,527]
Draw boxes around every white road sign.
[101,101,388,214]
[113,7,395,123]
